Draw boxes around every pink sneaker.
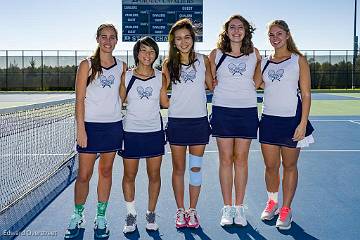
[260,199,279,220]
[186,208,200,228]
[175,208,187,228]
[276,207,292,230]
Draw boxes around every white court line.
[311,119,360,122]
[349,120,360,125]
[166,149,360,154]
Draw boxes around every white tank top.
[84,57,123,122]
[212,49,257,108]
[123,69,162,132]
[261,53,300,117]
[168,53,208,118]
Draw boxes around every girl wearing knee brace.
[162,18,213,229]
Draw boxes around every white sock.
[125,200,136,215]
[267,191,278,203]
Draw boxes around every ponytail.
[89,46,102,82]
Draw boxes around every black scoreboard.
[122,0,203,42]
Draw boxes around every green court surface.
[310,100,360,116]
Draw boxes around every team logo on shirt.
[99,75,115,88]
[180,70,196,83]
[228,62,246,75]
[268,69,284,82]
[137,86,153,99]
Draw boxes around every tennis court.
[1,92,359,240]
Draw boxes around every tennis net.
[0,99,77,239]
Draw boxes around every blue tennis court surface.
[14,115,360,240]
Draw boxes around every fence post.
[352,50,355,89]
[41,50,44,91]
[75,50,78,88]
[5,50,8,90]
[346,50,349,89]
[57,50,60,89]
[22,50,24,90]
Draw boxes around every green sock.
[97,201,108,217]
[74,204,84,217]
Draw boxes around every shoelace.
[279,207,290,221]
[265,200,276,213]
[95,217,107,229]
[146,212,156,224]
[176,209,185,222]
[68,214,82,229]
[221,207,233,218]
[187,209,198,223]
[234,204,248,217]
[126,214,136,226]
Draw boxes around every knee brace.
[188,154,203,186]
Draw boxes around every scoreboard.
[122,0,203,42]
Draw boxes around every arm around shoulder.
[162,58,171,88]
[253,48,263,89]
[120,62,127,102]
[160,73,170,108]
[203,55,214,91]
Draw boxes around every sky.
[0,0,358,52]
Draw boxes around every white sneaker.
[146,211,159,231]
[220,205,233,226]
[233,205,247,226]
[123,213,137,233]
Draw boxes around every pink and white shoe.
[260,199,279,221]
[276,207,292,230]
[175,208,187,228]
[186,208,200,228]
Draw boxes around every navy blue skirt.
[210,106,259,139]
[259,100,314,148]
[120,130,166,159]
[77,120,124,153]
[166,116,211,146]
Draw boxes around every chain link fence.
[0,50,359,90]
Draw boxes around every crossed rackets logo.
[180,70,196,83]
[268,69,284,82]
[100,75,115,88]
[228,62,246,75]
[137,86,153,99]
